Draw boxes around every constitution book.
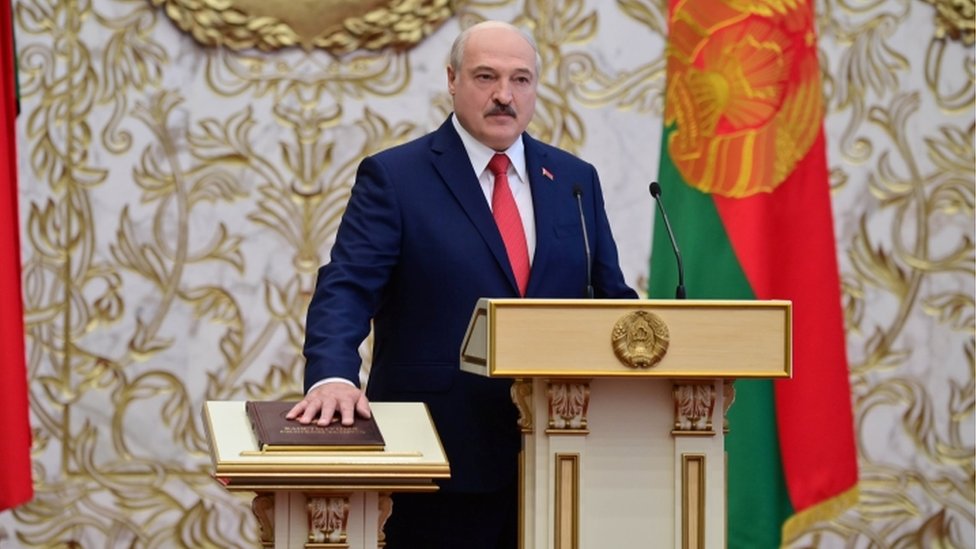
[245,401,385,452]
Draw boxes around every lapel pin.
[541,167,554,181]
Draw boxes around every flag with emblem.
[649,0,858,546]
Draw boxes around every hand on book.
[286,382,372,427]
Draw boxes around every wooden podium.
[460,298,791,549]
[203,401,449,548]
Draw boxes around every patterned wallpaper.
[0,0,972,547]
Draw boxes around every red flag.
[0,0,33,511]
[651,1,858,545]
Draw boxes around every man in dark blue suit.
[288,20,637,548]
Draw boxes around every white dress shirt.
[450,114,537,263]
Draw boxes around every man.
[288,20,637,548]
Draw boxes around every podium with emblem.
[460,298,791,549]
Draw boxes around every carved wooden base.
[307,495,350,547]
[377,493,392,547]
[546,380,591,434]
[672,382,717,435]
[252,493,275,547]
[255,491,391,548]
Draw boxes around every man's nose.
[493,80,513,103]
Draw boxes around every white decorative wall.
[1,0,972,547]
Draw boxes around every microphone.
[572,185,595,299]
[649,182,686,299]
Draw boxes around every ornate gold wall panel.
[1,0,972,547]
[150,0,454,53]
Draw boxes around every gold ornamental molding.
[721,380,735,434]
[681,454,706,549]
[672,382,717,436]
[554,453,581,549]
[252,493,275,547]
[611,310,670,369]
[378,493,393,545]
[512,379,535,433]
[924,0,975,44]
[150,0,454,53]
[307,495,351,546]
[546,381,591,434]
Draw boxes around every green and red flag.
[0,0,32,511]
[650,0,858,546]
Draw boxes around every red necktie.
[488,153,530,296]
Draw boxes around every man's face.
[448,26,538,151]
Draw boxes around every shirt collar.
[451,114,527,183]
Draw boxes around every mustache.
[486,103,517,117]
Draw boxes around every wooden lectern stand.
[460,298,791,549]
[203,401,449,548]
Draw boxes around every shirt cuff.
[307,377,357,393]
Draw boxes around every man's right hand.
[286,382,372,427]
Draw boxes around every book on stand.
[245,401,386,452]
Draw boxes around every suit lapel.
[524,134,556,297]
[430,119,520,293]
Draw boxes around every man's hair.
[449,21,542,77]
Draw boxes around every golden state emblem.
[665,0,823,197]
[611,311,670,369]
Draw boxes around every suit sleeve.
[302,156,402,392]
[588,165,639,299]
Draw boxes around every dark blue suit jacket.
[303,117,637,492]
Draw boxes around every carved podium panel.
[460,299,791,549]
[204,401,449,549]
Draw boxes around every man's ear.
[447,65,456,95]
